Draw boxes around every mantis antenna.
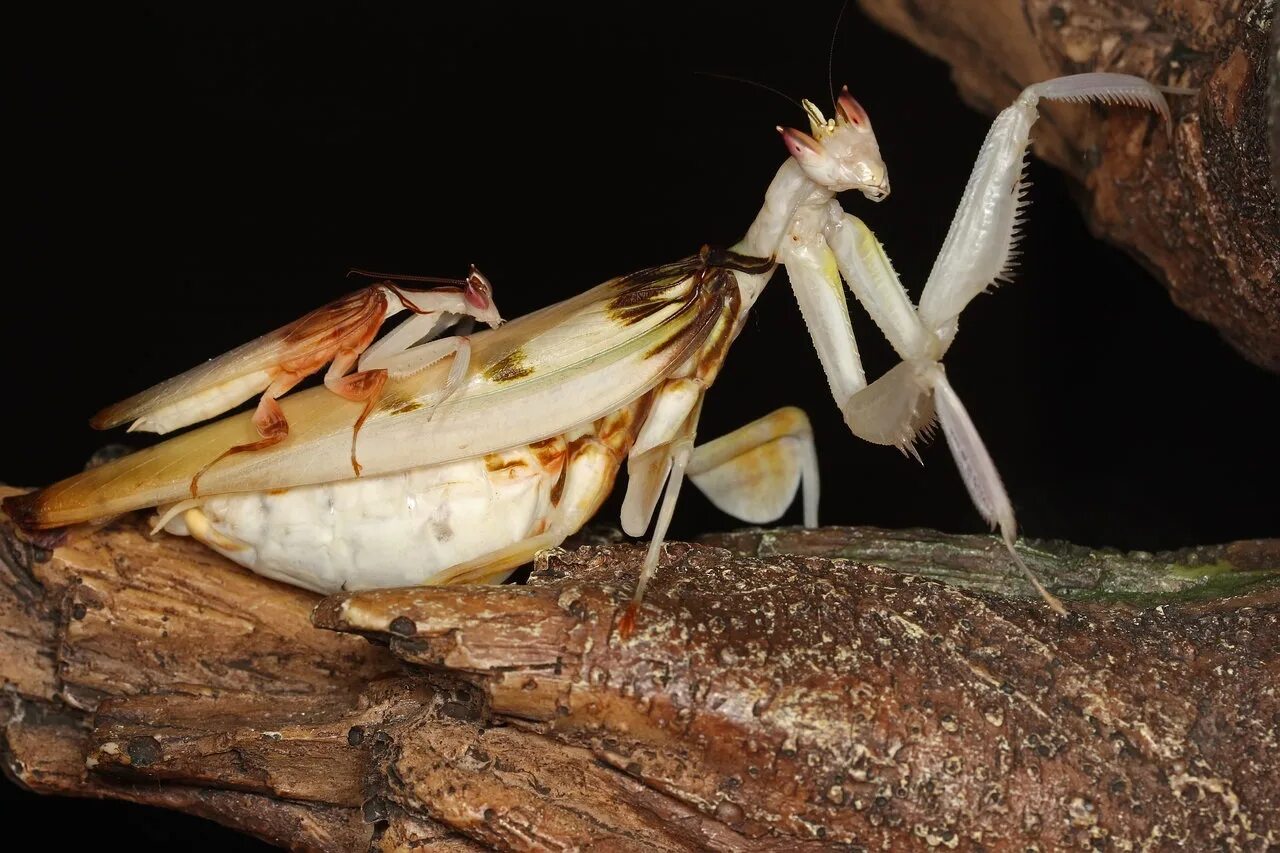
[828,0,850,109]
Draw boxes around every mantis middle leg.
[619,394,819,635]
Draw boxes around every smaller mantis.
[90,268,503,493]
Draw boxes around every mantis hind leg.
[188,382,296,496]
[324,361,389,477]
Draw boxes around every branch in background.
[3,497,1277,849]
[858,0,1280,371]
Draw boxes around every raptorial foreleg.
[811,74,1167,612]
[821,213,1062,610]
[916,73,1169,346]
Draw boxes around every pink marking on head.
[464,265,492,311]
[777,125,822,161]
[835,86,868,127]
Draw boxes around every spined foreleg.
[786,75,1167,610]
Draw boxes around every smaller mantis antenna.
[346,268,468,286]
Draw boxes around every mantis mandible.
[5,73,1168,627]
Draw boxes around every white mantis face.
[777,86,889,201]
[463,266,503,327]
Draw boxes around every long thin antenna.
[695,70,804,112]
[346,268,466,286]
[828,0,850,108]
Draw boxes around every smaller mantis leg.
[361,334,474,413]
[356,310,455,372]
[324,362,389,477]
[621,378,705,536]
[329,322,475,475]
[188,375,300,496]
[618,381,707,638]
[687,406,819,528]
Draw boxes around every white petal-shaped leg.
[629,379,703,459]
[917,73,1168,346]
[618,431,698,637]
[617,382,707,636]
[634,437,694,605]
[687,406,818,527]
[621,378,705,536]
[621,446,673,539]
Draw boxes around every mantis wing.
[90,288,386,431]
[12,258,732,529]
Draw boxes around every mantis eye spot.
[464,287,489,311]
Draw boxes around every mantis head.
[777,86,888,201]
[463,265,503,327]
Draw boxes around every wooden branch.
[3,492,1277,850]
[857,0,1280,371]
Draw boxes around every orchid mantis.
[92,267,502,494]
[5,73,1167,625]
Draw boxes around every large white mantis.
[6,73,1167,627]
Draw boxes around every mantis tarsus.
[5,72,1168,627]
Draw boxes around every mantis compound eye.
[835,86,869,128]
[464,265,493,311]
[777,125,826,163]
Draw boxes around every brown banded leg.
[325,362,389,476]
[189,384,296,496]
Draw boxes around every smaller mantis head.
[777,86,888,201]
[463,265,503,327]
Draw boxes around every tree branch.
[3,494,1277,849]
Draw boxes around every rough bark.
[858,0,1280,371]
[3,493,1277,850]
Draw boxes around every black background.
[6,2,1278,846]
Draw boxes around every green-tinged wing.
[13,260,730,528]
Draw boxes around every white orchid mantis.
[6,73,1167,628]
[733,73,1166,613]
